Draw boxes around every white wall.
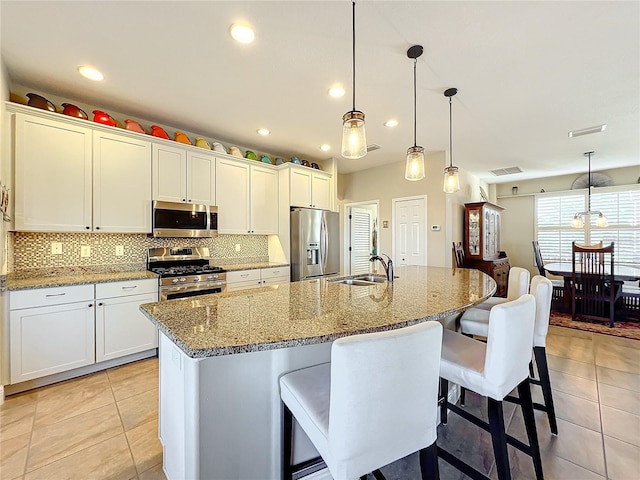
[0,54,10,396]
[338,152,481,269]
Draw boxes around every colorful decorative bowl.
[290,156,301,164]
[228,146,243,157]
[174,131,192,145]
[195,137,211,149]
[260,154,272,164]
[124,119,145,134]
[150,125,170,139]
[92,110,117,127]
[61,103,88,119]
[212,142,226,153]
[27,93,56,112]
[245,150,258,160]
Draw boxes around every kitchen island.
[140,265,496,480]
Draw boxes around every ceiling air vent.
[490,166,522,176]
[366,144,382,152]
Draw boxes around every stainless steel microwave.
[152,201,218,238]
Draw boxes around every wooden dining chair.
[532,240,564,310]
[452,242,465,268]
[571,241,621,327]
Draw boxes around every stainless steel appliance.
[152,201,218,238]
[290,207,340,281]
[147,247,226,300]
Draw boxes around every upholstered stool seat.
[439,294,544,480]
[280,321,443,480]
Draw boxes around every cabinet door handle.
[188,199,191,202]
[96,226,100,230]
[88,303,94,307]
[182,199,186,202]
[122,285,137,290]
[45,293,66,297]
[86,226,90,230]
[98,302,104,306]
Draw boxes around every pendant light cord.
[352,0,356,112]
[587,151,592,211]
[449,96,453,168]
[413,58,417,147]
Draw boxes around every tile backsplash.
[10,232,269,271]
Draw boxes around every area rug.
[549,310,640,340]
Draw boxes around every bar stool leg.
[518,379,544,480]
[534,346,558,435]
[419,442,440,480]
[282,403,293,480]
[487,398,511,480]
[440,378,449,425]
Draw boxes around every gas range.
[147,247,227,300]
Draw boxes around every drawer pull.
[45,293,66,297]
[121,286,137,290]
[240,274,249,278]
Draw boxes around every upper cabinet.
[14,113,151,233]
[289,166,332,210]
[216,158,278,234]
[152,143,215,205]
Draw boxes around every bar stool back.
[466,266,530,314]
[439,294,543,480]
[280,321,443,480]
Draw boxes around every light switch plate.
[115,245,124,256]
[235,244,241,252]
[81,245,91,258]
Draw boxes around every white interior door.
[394,197,427,266]
[349,207,372,274]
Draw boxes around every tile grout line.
[592,332,610,480]
[21,395,38,478]
[106,367,139,474]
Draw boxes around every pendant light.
[443,88,460,193]
[571,151,608,228]
[404,45,425,181]
[341,0,367,159]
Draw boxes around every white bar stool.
[280,321,443,480]
[463,266,530,314]
[458,275,558,434]
[439,294,543,480]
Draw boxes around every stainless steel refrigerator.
[290,207,340,281]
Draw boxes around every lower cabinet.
[467,256,511,298]
[10,297,95,383]
[226,267,290,292]
[9,279,159,384]
[95,279,158,363]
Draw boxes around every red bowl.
[93,110,117,127]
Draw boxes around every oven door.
[160,282,226,300]
[152,200,212,238]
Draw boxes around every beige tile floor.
[0,358,164,480]
[1,326,639,480]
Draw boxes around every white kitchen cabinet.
[226,267,290,292]
[94,132,152,232]
[289,166,332,210]
[10,287,95,383]
[14,113,92,232]
[152,144,215,205]
[216,159,278,234]
[95,279,158,363]
[13,112,152,233]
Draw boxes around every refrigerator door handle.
[321,215,328,271]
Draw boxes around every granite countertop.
[220,262,289,272]
[140,266,496,358]
[5,266,158,290]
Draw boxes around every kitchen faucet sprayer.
[370,253,394,282]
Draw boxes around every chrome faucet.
[370,254,394,282]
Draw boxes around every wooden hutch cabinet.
[463,202,510,297]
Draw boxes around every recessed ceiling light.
[257,128,270,136]
[568,124,606,137]
[230,24,255,44]
[384,119,399,127]
[328,86,346,98]
[77,66,104,81]
[320,144,331,152]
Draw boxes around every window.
[535,185,640,265]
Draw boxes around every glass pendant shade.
[443,166,460,193]
[405,146,425,181]
[595,212,608,227]
[571,214,584,229]
[341,110,367,159]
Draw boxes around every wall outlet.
[51,242,63,255]
[80,245,91,258]
[431,225,441,231]
[235,244,241,252]
[115,245,124,256]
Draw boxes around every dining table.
[543,262,640,312]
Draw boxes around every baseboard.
[4,349,158,395]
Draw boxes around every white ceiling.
[1,1,638,183]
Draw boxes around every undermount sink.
[329,274,387,286]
